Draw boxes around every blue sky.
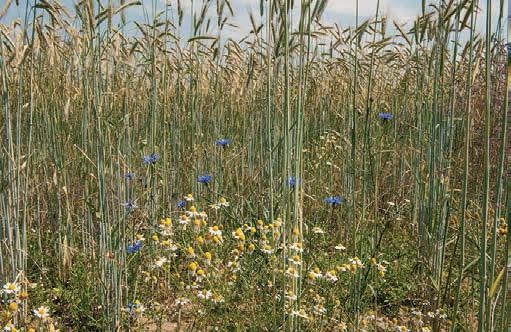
[1,0,506,41]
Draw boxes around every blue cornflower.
[149,153,159,162]
[378,112,393,120]
[176,200,186,208]
[288,176,299,188]
[143,153,159,165]
[215,138,231,146]
[123,200,136,212]
[197,174,212,184]
[124,172,135,180]
[324,196,344,206]
[127,240,142,254]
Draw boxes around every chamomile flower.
[232,228,245,241]
[218,197,229,207]
[325,270,338,282]
[336,264,349,272]
[161,239,178,252]
[290,255,302,266]
[2,282,19,295]
[175,297,190,306]
[285,290,297,301]
[209,225,222,237]
[376,263,387,277]
[211,294,225,304]
[199,211,208,220]
[227,260,241,273]
[3,322,16,332]
[261,244,274,254]
[195,269,206,281]
[334,244,346,251]
[394,326,409,332]
[179,214,190,226]
[307,269,323,283]
[33,306,50,319]
[187,262,198,275]
[185,246,195,258]
[203,252,212,264]
[348,256,364,269]
[285,267,300,278]
[184,194,194,202]
[313,304,327,315]
[289,242,304,253]
[291,309,309,319]
[312,227,325,234]
[154,257,168,268]
[197,289,212,300]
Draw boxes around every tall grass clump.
[0,0,508,330]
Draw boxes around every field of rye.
[0,0,509,331]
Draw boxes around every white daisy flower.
[312,227,325,234]
[33,306,50,319]
[334,244,346,251]
[2,283,19,295]
[197,289,212,300]
[175,297,190,306]
[154,257,168,268]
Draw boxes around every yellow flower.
[237,243,244,252]
[187,262,198,272]
[247,243,255,253]
[185,246,195,256]
[8,302,18,312]
[151,234,159,242]
[291,255,302,265]
[233,228,245,241]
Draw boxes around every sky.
[1,0,507,41]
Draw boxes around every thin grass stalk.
[478,0,491,329]
[451,0,476,328]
